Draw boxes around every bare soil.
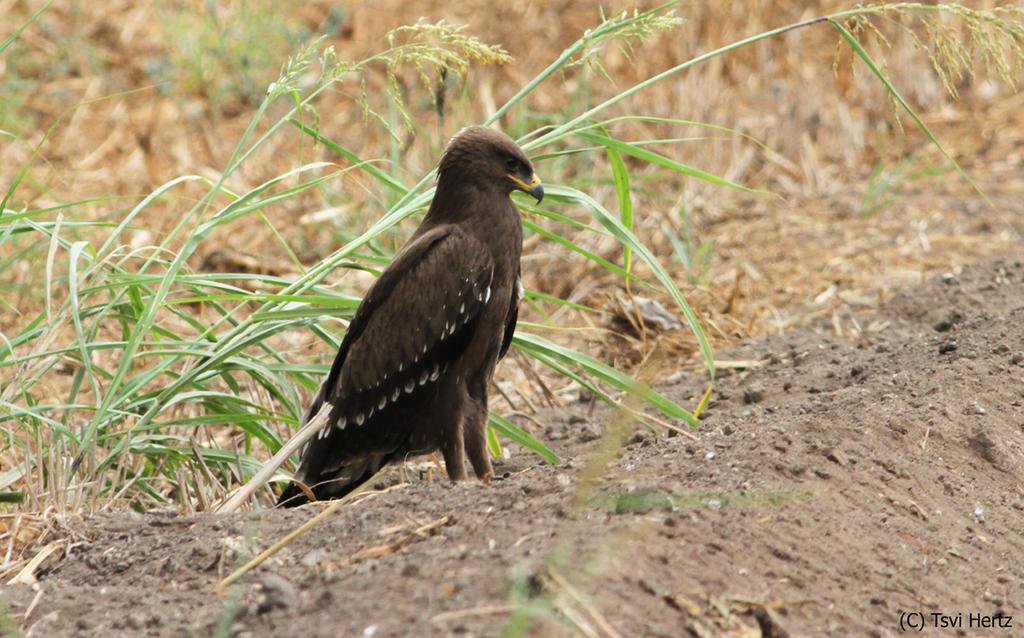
[4,256,1024,637]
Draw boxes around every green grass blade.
[599,127,635,277]
[489,413,560,464]
[514,332,698,426]
[67,241,104,408]
[0,0,52,56]
[548,184,715,380]
[575,129,756,192]
[289,119,408,195]
[521,219,642,286]
[829,19,990,206]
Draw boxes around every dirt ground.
[6,3,1024,636]
[2,256,1021,637]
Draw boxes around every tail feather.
[275,454,385,508]
[276,481,311,508]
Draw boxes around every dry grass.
[2,0,1023,564]
[4,1,1020,338]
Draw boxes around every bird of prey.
[278,126,543,507]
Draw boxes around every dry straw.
[1,2,1023,568]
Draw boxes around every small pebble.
[628,430,650,445]
[742,388,764,404]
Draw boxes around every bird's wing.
[281,226,495,503]
[305,225,495,433]
[498,269,521,361]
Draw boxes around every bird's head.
[438,126,544,203]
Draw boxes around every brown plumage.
[278,126,542,507]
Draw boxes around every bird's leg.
[440,430,467,481]
[464,382,493,482]
[440,384,468,481]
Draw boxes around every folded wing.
[286,226,495,496]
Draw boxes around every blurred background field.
[2,0,1023,559]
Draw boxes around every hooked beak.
[509,173,544,203]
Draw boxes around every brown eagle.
[278,126,542,507]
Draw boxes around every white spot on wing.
[405,380,414,393]
[485,286,492,303]
[419,370,428,385]
[392,388,400,401]
[354,413,364,426]
[429,364,439,381]
[336,417,347,431]
[378,396,386,410]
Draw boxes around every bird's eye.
[504,156,519,172]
